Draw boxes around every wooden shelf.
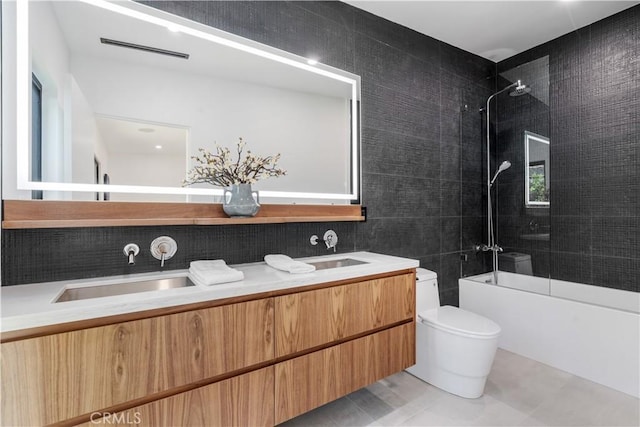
[1,200,365,229]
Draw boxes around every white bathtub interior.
[459,271,640,398]
[470,270,639,313]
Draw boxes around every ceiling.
[51,1,353,99]
[343,1,638,62]
[95,117,188,156]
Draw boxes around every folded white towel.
[264,254,316,274]
[188,260,244,286]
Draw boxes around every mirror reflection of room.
[525,131,550,206]
[23,0,357,203]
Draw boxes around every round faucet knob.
[150,236,177,267]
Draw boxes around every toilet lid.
[418,306,501,338]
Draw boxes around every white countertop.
[0,252,418,333]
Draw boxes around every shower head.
[481,80,528,112]
[510,82,531,97]
[490,160,511,186]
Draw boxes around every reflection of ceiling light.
[155,145,163,149]
[167,24,180,33]
[139,128,155,133]
[307,59,318,65]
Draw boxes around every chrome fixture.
[483,159,511,279]
[310,230,338,252]
[510,82,531,97]
[482,80,526,285]
[150,236,177,268]
[123,243,140,266]
[323,230,338,252]
[490,161,512,186]
[529,219,539,232]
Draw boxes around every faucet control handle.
[150,236,177,268]
[323,230,338,252]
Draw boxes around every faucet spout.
[123,243,140,266]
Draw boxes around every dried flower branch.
[183,138,286,187]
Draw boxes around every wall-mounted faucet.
[123,243,140,265]
[310,230,338,252]
[323,230,338,252]
[150,236,177,267]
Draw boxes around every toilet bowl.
[406,268,501,398]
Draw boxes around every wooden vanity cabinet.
[78,367,275,427]
[275,323,415,424]
[1,299,274,426]
[0,270,415,426]
[275,273,415,357]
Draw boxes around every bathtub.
[459,271,640,398]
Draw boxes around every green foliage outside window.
[529,170,549,202]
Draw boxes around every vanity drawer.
[275,322,415,424]
[79,366,274,427]
[0,298,274,426]
[275,272,415,357]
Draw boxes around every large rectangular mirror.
[2,0,360,204]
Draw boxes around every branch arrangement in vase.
[183,137,286,187]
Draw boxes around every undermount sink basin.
[307,258,368,270]
[55,276,195,303]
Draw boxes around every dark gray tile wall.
[495,5,639,292]
[1,222,358,285]
[2,1,495,305]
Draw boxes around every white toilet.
[406,268,501,398]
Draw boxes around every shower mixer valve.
[475,244,503,253]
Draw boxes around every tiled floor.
[280,349,640,426]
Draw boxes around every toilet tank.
[498,252,532,275]
[416,268,439,311]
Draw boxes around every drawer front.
[1,298,274,426]
[79,366,274,427]
[275,273,414,356]
[275,322,415,424]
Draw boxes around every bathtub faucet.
[478,244,503,253]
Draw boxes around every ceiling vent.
[100,38,189,59]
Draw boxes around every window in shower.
[524,131,550,206]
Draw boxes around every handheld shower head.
[490,160,511,186]
[497,160,511,173]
